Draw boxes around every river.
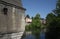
[22,31,45,39]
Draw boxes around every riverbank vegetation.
[45,0,60,39]
[25,13,41,39]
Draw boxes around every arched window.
[3,8,8,15]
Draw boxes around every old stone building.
[0,0,26,39]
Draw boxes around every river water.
[23,31,45,39]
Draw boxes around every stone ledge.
[0,32,24,39]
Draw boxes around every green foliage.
[46,17,60,39]
[31,13,41,39]
[25,13,41,39]
[46,0,60,39]
[25,25,31,31]
[31,14,41,32]
[53,0,60,17]
[46,13,56,26]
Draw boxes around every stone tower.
[0,0,26,39]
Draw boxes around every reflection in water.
[23,31,45,39]
[40,31,45,39]
[23,34,35,39]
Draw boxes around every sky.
[22,0,57,18]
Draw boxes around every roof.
[2,0,22,7]
[0,0,26,10]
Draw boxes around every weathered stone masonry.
[0,0,26,39]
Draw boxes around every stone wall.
[0,0,26,39]
[0,32,24,39]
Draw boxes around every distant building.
[40,18,46,24]
[25,18,32,23]
[25,16,32,25]
[25,17,46,25]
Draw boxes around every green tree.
[46,13,56,26]
[46,0,60,39]
[45,13,57,39]
[30,13,41,39]
[53,0,60,17]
